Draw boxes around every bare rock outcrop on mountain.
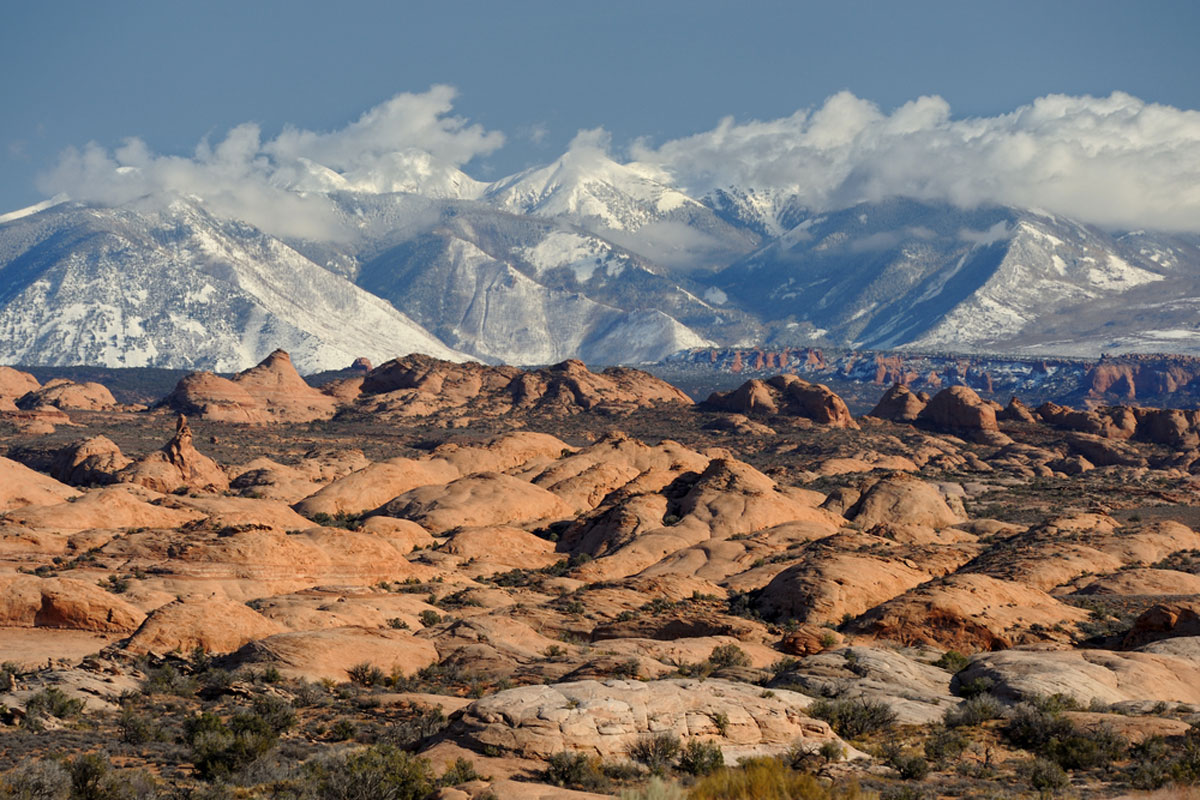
[226,626,439,681]
[1121,601,1200,649]
[958,648,1200,705]
[0,456,79,511]
[0,575,146,632]
[17,378,118,411]
[357,355,690,419]
[118,415,229,494]
[706,375,858,428]
[0,366,39,406]
[848,475,966,529]
[49,436,131,486]
[850,573,1089,651]
[380,472,573,534]
[163,349,338,423]
[868,383,927,422]
[917,386,997,433]
[451,678,849,762]
[124,598,284,655]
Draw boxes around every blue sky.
[3,0,1199,214]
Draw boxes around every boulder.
[17,378,117,411]
[917,386,997,433]
[868,384,926,423]
[381,473,573,534]
[0,575,146,632]
[848,475,966,529]
[0,366,39,401]
[451,678,850,762]
[50,436,131,485]
[1122,601,1200,649]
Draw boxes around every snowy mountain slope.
[714,198,1191,355]
[356,231,712,365]
[0,200,468,372]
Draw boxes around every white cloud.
[37,86,503,242]
[631,91,1200,233]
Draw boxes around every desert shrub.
[687,757,868,800]
[291,679,329,708]
[252,694,296,734]
[1127,736,1173,790]
[620,777,688,800]
[328,719,357,741]
[140,664,198,697]
[347,662,385,687]
[117,706,158,745]
[418,610,442,627]
[1028,692,1081,713]
[629,733,682,775]
[933,650,970,673]
[769,657,800,675]
[184,711,278,780]
[66,753,124,800]
[0,759,70,800]
[545,751,607,791]
[24,687,85,728]
[889,753,929,781]
[1004,704,1125,770]
[1021,757,1069,794]
[439,757,483,786]
[708,644,751,670]
[953,675,994,699]
[807,697,897,739]
[922,725,967,765]
[307,744,433,800]
[678,739,725,776]
[944,694,1003,727]
[384,705,447,748]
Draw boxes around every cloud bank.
[632,91,1200,233]
[36,87,1200,238]
[37,86,503,241]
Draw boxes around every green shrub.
[418,610,442,627]
[439,757,484,786]
[141,664,198,697]
[308,744,433,800]
[252,694,296,734]
[67,753,118,800]
[24,687,85,727]
[953,675,994,699]
[1,759,70,800]
[678,739,725,776]
[184,711,278,779]
[688,757,869,800]
[117,706,158,745]
[629,733,682,775]
[890,754,929,781]
[545,751,607,791]
[933,650,970,673]
[944,694,1002,727]
[619,777,687,800]
[1004,704,1125,770]
[1022,757,1069,793]
[807,697,897,739]
[708,644,751,670]
[922,725,967,765]
[347,662,385,687]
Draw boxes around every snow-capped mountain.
[0,198,467,372]
[714,198,1200,356]
[4,138,1200,372]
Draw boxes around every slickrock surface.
[5,361,1200,796]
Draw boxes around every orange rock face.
[17,378,117,411]
[119,415,230,493]
[917,385,998,432]
[868,383,927,422]
[706,374,857,428]
[163,349,338,423]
